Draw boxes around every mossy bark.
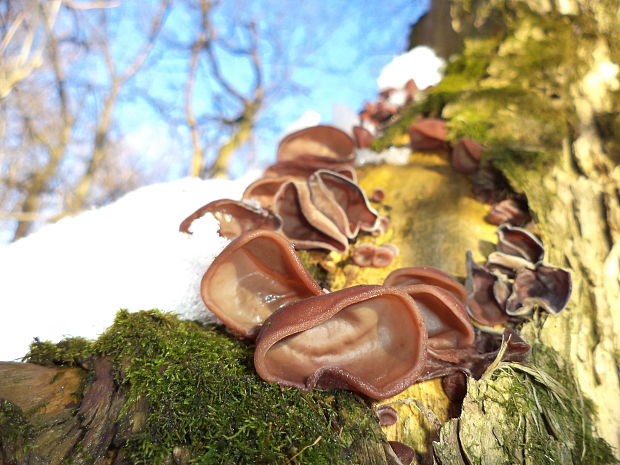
[0,313,390,465]
[399,0,620,464]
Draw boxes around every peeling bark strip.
[0,358,128,464]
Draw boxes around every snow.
[377,45,445,91]
[0,176,255,361]
[356,147,411,166]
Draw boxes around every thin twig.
[283,436,322,465]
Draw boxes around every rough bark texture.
[400,0,620,463]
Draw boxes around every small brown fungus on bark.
[273,180,349,253]
[451,137,483,174]
[506,264,572,316]
[352,243,399,268]
[376,405,399,427]
[497,224,544,263]
[486,199,530,226]
[385,440,415,465]
[465,252,510,326]
[370,188,385,203]
[353,125,375,148]
[407,117,449,151]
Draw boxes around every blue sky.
[112,0,429,178]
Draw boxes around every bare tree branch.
[66,0,170,213]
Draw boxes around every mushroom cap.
[200,230,323,339]
[353,125,375,148]
[397,284,475,356]
[263,159,357,183]
[407,118,449,151]
[497,224,544,263]
[451,138,483,174]
[308,169,379,238]
[384,266,468,303]
[254,285,428,400]
[376,406,399,426]
[352,244,399,268]
[273,180,349,253]
[386,441,415,465]
[277,125,355,164]
[485,251,534,278]
[465,252,509,326]
[242,177,291,209]
[485,199,530,226]
[179,199,281,239]
[506,264,572,316]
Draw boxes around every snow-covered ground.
[0,177,257,361]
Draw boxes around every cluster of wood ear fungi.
[180,125,387,254]
[199,229,530,400]
[180,124,570,401]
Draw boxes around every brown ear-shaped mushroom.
[384,266,469,303]
[277,125,356,164]
[407,118,449,151]
[497,224,544,263]
[254,285,428,400]
[465,252,509,326]
[385,441,415,465]
[376,405,399,426]
[505,264,572,316]
[434,328,531,402]
[308,169,379,237]
[451,137,483,174]
[200,230,323,339]
[179,199,281,239]
[242,177,291,208]
[353,125,375,148]
[273,180,349,253]
[486,199,530,226]
[485,251,534,278]
[351,243,399,268]
[396,284,475,358]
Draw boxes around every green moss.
[376,5,603,188]
[91,310,381,465]
[298,249,329,287]
[24,337,95,367]
[0,400,36,460]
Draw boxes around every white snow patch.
[0,177,252,361]
[377,45,445,91]
[356,147,411,166]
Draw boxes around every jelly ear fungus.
[254,285,428,400]
[200,230,322,338]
